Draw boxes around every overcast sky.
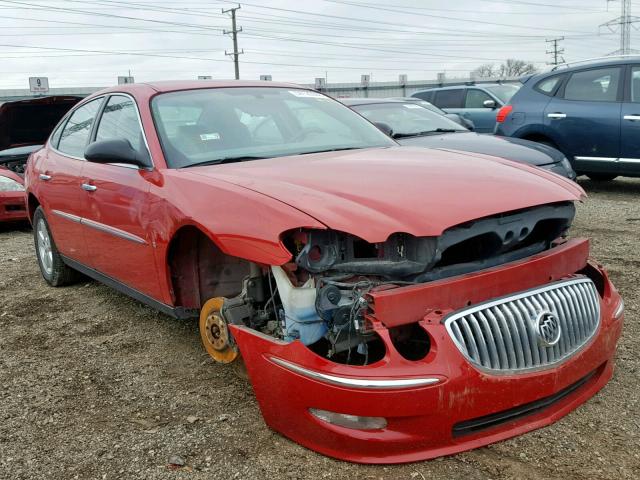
[0,0,632,89]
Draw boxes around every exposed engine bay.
[217,202,576,366]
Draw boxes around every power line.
[223,4,243,80]
[324,0,597,34]
[546,37,566,65]
[601,0,640,54]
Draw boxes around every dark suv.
[495,57,640,181]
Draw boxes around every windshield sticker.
[404,104,423,109]
[200,133,221,141]
[289,90,327,99]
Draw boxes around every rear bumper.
[0,192,27,222]
[232,243,623,464]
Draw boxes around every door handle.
[39,173,52,181]
[81,183,97,192]
[623,114,640,121]
[547,113,567,119]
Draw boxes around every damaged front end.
[238,202,576,365]
[202,201,623,463]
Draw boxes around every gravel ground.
[1,177,639,480]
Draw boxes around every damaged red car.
[25,81,624,464]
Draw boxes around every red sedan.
[24,81,623,463]
[0,166,27,223]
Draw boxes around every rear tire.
[586,173,617,182]
[33,206,80,286]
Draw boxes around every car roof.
[530,56,640,83]
[341,98,410,106]
[93,80,306,96]
[414,84,505,93]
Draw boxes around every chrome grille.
[444,278,600,373]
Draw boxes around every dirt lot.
[1,178,639,480]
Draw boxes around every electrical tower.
[223,4,244,80]
[601,0,640,55]
[546,37,565,65]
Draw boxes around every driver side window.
[465,89,493,108]
[94,95,146,155]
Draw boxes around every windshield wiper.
[182,155,268,168]
[298,147,363,155]
[392,129,461,139]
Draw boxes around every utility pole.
[223,4,243,80]
[546,37,565,66]
[601,0,640,55]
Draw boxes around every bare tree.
[471,63,496,78]
[472,59,538,79]
[499,59,538,77]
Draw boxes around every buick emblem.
[534,310,561,347]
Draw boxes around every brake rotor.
[199,297,239,364]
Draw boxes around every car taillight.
[496,105,513,123]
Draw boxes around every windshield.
[352,102,466,137]
[483,84,520,104]
[150,87,396,168]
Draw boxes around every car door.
[620,65,640,174]
[40,97,104,264]
[463,88,500,133]
[432,88,465,119]
[80,94,162,300]
[544,66,623,175]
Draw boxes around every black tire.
[33,206,80,286]
[586,173,617,182]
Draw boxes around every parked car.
[0,95,81,151]
[25,81,622,464]
[343,98,575,179]
[411,83,521,133]
[495,57,640,181]
[0,144,42,175]
[0,96,81,216]
[0,165,27,223]
[387,97,475,130]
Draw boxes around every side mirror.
[373,121,393,137]
[85,139,151,169]
[483,99,497,109]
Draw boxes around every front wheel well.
[27,193,40,221]
[167,226,253,310]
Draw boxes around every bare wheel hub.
[199,297,239,364]
[205,313,229,351]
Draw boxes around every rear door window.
[465,89,493,108]
[433,89,465,108]
[535,75,564,96]
[57,98,103,158]
[563,67,621,102]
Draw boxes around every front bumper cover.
[231,240,623,464]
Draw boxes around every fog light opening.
[613,299,624,320]
[309,408,387,430]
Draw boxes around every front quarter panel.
[152,169,325,266]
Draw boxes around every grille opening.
[445,279,600,372]
[439,232,503,267]
[388,323,431,361]
[307,332,386,366]
[352,239,379,259]
[578,263,605,297]
[437,217,571,269]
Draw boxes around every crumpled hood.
[398,132,565,166]
[187,146,584,242]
